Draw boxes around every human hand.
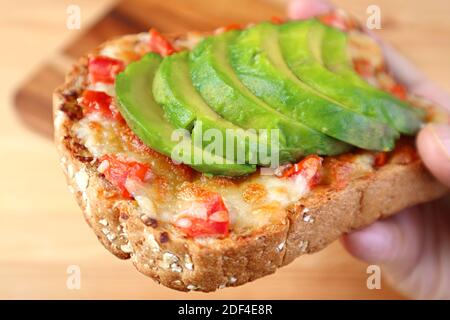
[288,0,450,299]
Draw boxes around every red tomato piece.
[99,155,151,199]
[271,16,284,24]
[328,159,353,190]
[389,84,407,100]
[319,12,350,31]
[203,192,228,215]
[223,23,243,31]
[353,59,374,78]
[391,144,418,165]
[282,155,323,188]
[175,214,229,238]
[148,28,176,57]
[174,191,229,238]
[374,152,388,168]
[78,90,123,122]
[88,56,125,84]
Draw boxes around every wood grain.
[14,0,285,139]
[3,0,449,299]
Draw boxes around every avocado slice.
[229,22,398,151]
[115,53,255,176]
[279,19,421,135]
[320,24,373,86]
[320,23,424,121]
[153,51,262,164]
[189,30,350,162]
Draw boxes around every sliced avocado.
[229,22,398,151]
[320,24,372,87]
[153,51,261,164]
[115,53,255,176]
[189,30,350,162]
[279,19,422,134]
[321,24,425,123]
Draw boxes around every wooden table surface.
[1,0,449,299]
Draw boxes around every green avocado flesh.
[280,20,422,135]
[189,30,350,162]
[115,53,255,176]
[229,22,399,151]
[116,19,422,177]
[153,51,263,165]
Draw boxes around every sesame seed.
[303,214,314,223]
[120,243,133,253]
[187,284,198,291]
[171,263,182,273]
[74,169,89,192]
[299,240,309,253]
[106,233,117,242]
[276,241,285,252]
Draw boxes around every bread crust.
[53,35,448,292]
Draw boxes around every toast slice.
[53,13,448,292]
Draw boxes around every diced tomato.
[391,143,418,165]
[175,214,229,238]
[78,90,123,122]
[328,158,353,190]
[282,155,323,188]
[88,56,124,84]
[223,23,243,32]
[319,12,351,31]
[374,152,388,168]
[271,16,284,24]
[389,84,407,100]
[203,192,227,215]
[148,28,176,56]
[174,191,229,238]
[99,155,151,199]
[353,59,374,78]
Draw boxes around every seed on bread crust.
[141,215,158,227]
[159,232,169,243]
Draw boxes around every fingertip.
[287,0,332,20]
[342,220,398,264]
[417,124,450,188]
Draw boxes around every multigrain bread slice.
[53,24,448,291]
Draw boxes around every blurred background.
[0,0,449,299]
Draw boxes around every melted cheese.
[87,82,115,97]
[74,108,311,231]
[74,114,124,158]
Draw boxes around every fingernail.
[428,124,450,161]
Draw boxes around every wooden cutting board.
[13,0,285,138]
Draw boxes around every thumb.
[342,206,450,299]
[287,0,332,20]
[342,208,423,275]
[417,124,450,188]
